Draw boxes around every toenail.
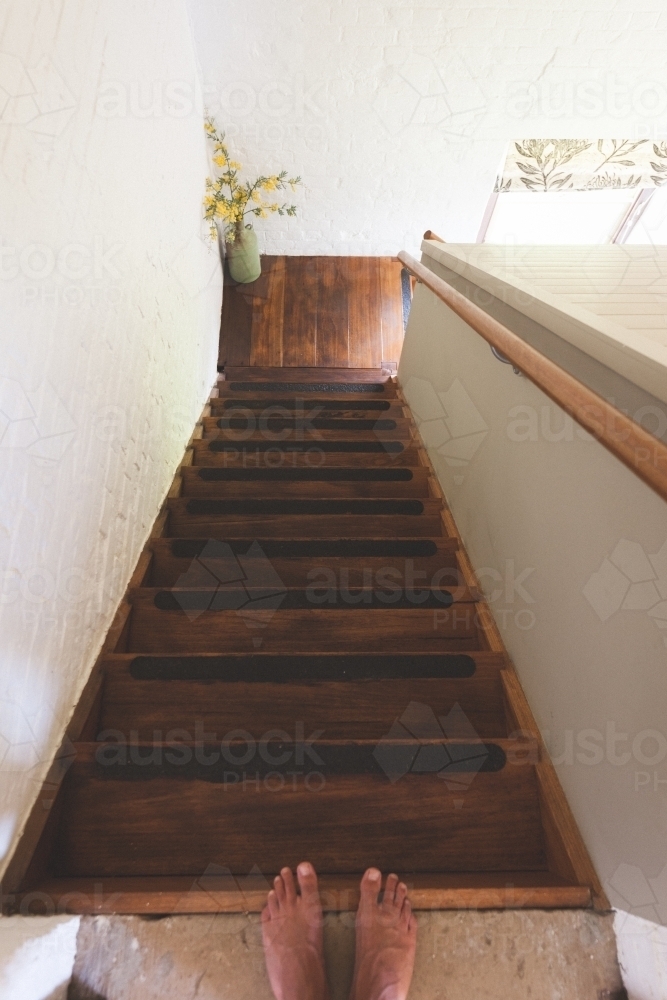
[399,883,407,891]
[281,867,291,875]
[298,862,313,876]
[367,868,381,882]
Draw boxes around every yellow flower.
[213,154,227,168]
[262,176,278,191]
[251,189,262,202]
[229,160,242,170]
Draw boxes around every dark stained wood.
[18,872,591,914]
[379,258,405,364]
[250,256,285,367]
[10,364,599,916]
[348,257,381,368]
[316,259,349,367]
[219,258,404,371]
[221,257,403,371]
[218,272,253,369]
[166,508,445,539]
[283,257,319,366]
[148,535,459,588]
[191,443,423,468]
[54,742,545,876]
[127,603,480,653]
[179,466,431,498]
[223,367,392,383]
[211,399,406,418]
[202,414,413,437]
[100,663,507,741]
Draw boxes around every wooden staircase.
[9,366,605,915]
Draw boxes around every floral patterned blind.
[495,140,667,192]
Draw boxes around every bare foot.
[349,869,418,1000]
[261,861,330,1000]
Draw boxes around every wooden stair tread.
[169,497,437,515]
[203,427,413,443]
[180,466,431,498]
[102,650,504,676]
[221,367,393,383]
[17,872,591,914]
[205,415,411,430]
[100,655,507,740]
[192,443,423,467]
[211,398,406,416]
[130,585,478,611]
[166,496,445,539]
[54,739,544,877]
[148,535,458,587]
[167,515,445,539]
[127,603,481,653]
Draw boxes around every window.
[479,140,665,245]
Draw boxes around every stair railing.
[398,245,667,504]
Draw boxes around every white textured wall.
[187,0,667,255]
[0,0,222,896]
[0,916,79,1000]
[398,258,667,995]
[615,911,667,1000]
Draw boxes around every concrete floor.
[68,909,626,1000]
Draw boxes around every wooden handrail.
[398,250,667,504]
[423,230,445,243]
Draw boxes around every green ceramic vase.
[226,224,262,283]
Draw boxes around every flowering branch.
[203,118,301,242]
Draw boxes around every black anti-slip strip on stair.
[153,588,455,611]
[94,741,506,780]
[220,398,392,411]
[207,440,405,453]
[197,467,414,482]
[229,382,387,393]
[216,417,397,431]
[129,652,477,681]
[170,538,439,558]
[184,499,425,515]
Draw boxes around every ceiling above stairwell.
[185,0,667,254]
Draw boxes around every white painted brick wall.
[0,0,222,900]
[188,0,667,256]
